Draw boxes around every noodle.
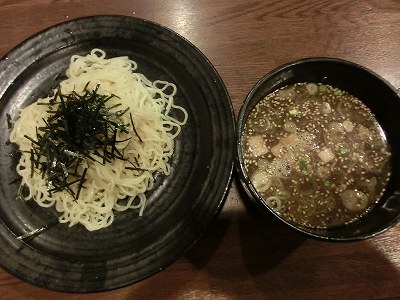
[10,49,188,231]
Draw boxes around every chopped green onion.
[333,88,342,96]
[305,176,314,188]
[318,85,327,93]
[299,158,308,173]
[323,180,331,188]
[369,177,377,186]
[338,145,346,156]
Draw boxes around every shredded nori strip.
[25,84,142,199]
[130,112,143,142]
[6,113,12,129]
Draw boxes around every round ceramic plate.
[0,16,235,292]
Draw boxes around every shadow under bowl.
[236,57,400,241]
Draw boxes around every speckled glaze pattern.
[0,15,235,292]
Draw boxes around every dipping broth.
[242,82,391,228]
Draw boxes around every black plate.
[0,16,235,292]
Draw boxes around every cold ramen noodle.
[242,82,391,228]
[10,49,188,231]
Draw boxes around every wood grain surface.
[0,1,400,299]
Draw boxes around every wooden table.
[0,1,400,299]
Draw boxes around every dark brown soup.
[242,82,391,228]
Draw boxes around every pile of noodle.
[9,49,188,231]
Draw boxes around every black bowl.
[236,57,400,241]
